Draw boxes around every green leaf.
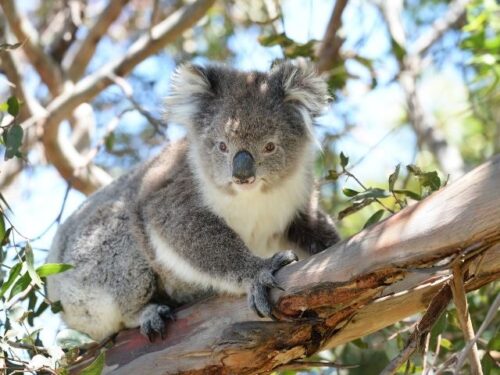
[340,152,349,168]
[390,37,406,61]
[36,263,73,278]
[388,164,400,191]
[0,212,5,244]
[393,189,422,201]
[0,42,22,51]
[4,124,24,160]
[9,271,31,300]
[363,209,384,229]
[0,102,8,112]
[7,96,19,117]
[81,351,105,375]
[0,262,22,298]
[1,227,12,246]
[406,164,422,175]
[51,300,63,313]
[440,338,453,350]
[338,199,375,220]
[420,171,441,191]
[104,132,115,152]
[56,328,96,350]
[342,188,359,197]
[25,244,43,288]
[326,170,342,181]
[258,33,293,47]
[351,188,389,201]
[34,301,49,318]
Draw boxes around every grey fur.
[47,61,340,341]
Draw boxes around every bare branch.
[412,0,470,56]
[450,264,483,375]
[20,0,215,195]
[109,74,166,135]
[316,0,349,73]
[380,284,452,375]
[65,0,131,81]
[380,1,466,178]
[454,294,500,373]
[0,0,63,94]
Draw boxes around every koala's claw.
[248,250,298,319]
[140,304,174,342]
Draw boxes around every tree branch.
[65,0,131,81]
[20,0,215,195]
[70,156,500,374]
[450,264,483,374]
[412,0,470,56]
[0,0,64,94]
[380,0,466,178]
[380,284,452,375]
[316,0,349,73]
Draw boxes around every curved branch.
[71,156,500,374]
[20,0,215,195]
[316,0,349,73]
[0,0,63,94]
[412,0,470,56]
[65,0,131,81]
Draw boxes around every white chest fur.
[201,166,312,258]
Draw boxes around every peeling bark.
[69,156,500,374]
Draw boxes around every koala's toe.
[270,250,298,271]
[140,303,172,341]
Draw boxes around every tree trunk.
[72,155,500,374]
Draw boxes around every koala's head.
[166,61,328,193]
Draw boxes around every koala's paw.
[248,250,298,320]
[140,304,175,342]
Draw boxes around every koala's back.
[47,140,193,339]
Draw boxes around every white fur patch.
[165,64,210,126]
[281,63,328,116]
[191,145,314,258]
[50,280,123,341]
[148,226,245,294]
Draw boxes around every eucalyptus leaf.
[340,152,349,168]
[7,96,20,117]
[0,262,22,298]
[351,188,389,201]
[363,209,384,229]
[56,328,96,350]
[25,244,43,288]
[81,351,105,375]
[388,164,400,191]
[36,263,73,278]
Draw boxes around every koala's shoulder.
[136,139,190,202]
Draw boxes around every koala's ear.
[271,61,329,117]
[165,64,218,126]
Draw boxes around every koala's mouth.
[232,177,259,192]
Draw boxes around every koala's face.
[167,62,328,193]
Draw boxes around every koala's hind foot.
[139,304,175,341]
[248,250,298,320]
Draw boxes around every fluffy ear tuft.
[165,64,214,127]
[272,60,329,117]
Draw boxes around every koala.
[46,61,340,341]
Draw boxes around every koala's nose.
[232,150,256,184]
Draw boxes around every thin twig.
[450,263,483,375]
[453,293,499,373]
[380,284,452,375]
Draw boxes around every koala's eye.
[218,141,228,153]
[264,142,276,153]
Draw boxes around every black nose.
[232,150,255,184]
